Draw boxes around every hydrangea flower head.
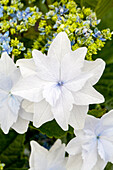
[0,52,31,134]
[66,110,113,170]
[12,32,105,131]
[29,139,67,170]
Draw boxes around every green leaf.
[96,7,113,65]
[105,163,113,170]
[0,130,26,170]
[88,108,106,118]
[95,0,113,19]
[34,120,74,138]
[80,0,113,18]
[80,0,98,10]
[95,64,113,110]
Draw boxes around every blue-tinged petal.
[43,82,61,106]
[8,94,21,114]
[52,86,74,131]
[0,89,8,107]
[0,73,12,91]
[98,138,113,163]
[0,99,18,134]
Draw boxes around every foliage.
[38,120,74,138]
[0,129,26,169]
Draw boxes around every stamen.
[57,81,64,86]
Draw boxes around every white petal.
[61,47,87,81]
[0,73,12,91]
[84,115,100,131]
[8,95,21,114]
[16,58,37,78]
[101,128,113,141]
[0,99,18,134]
[0,52,16,75]
[49,139,62,152]
[12,115,29,134]
[9,68,21,85]
[73,82,104,105]
[82,140,98,170]
[101,110,113,127]
[0,89,8,107]
[48,163,66,170]
[43,82,61,106]
[69,105,89,130]
[48,32,71,61]
[66,137,82,155]
[52,87,74,131]
[22,100,34,113]
[92,155,107,170]
[66,154,83,170]
[12,76,44,102]
[33,100,54,128]
[48,140,65,166]
[32,49,59,81]
[19,106,33,121]
[29,141,48,169]
[82,58,105,85]
[64,72,92,92]
[98,138,113,163]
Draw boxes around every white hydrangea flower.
[12,32,105,131]
[0,52,31,134]
[66,110,113,170]
[29,139,67,170]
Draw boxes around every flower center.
[57,81,64,86]
[96,135,100,140]
[8,91,13,97]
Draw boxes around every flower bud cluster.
[26,0,112,60]
[0,0,42,56]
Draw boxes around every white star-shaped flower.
[12,32,105,130]
[0,52,31,134]
[29,139,67,170]
[66,110,113,170]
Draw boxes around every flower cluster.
[0,0,42,56]
[25,0,112,60]
[0,31,25,56]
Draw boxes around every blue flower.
[2,42,13,54]
[82,28,92,38]
[55,5,68,15]
[0,6,3,18]
[71,40,75,46]
[0,31,10,43]
[76,15,81,23]
[16,10,23,20]
[9,18,17,27]
[22,7,33,20]
[93,28,106,41]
